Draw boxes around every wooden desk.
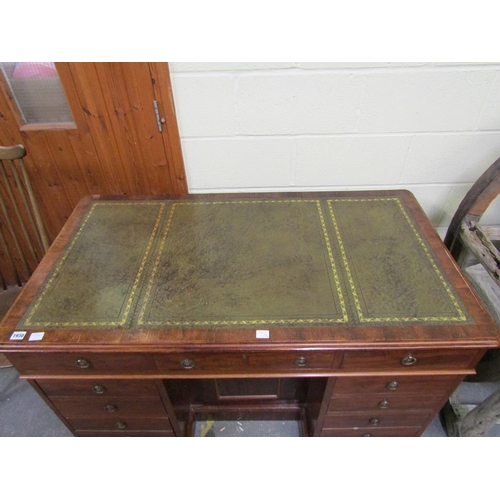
[1,191,498,437]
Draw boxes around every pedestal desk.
[1,191,498,437]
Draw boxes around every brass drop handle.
[92,384,106,394]
[295,356,307,367]
[378,399,390,409]
[369,418,380,426]
[180,358,196,369]
[75,358,90,369]
[401,354,417,366]
[386,381,399,391]
[115,421,127,430]
[104,404,117,413]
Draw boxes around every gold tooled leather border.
[137,200,349,327]
[21,202,166,328]
[327,198,468,324]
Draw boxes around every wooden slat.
[19,130,75,239]
[460,221,500,286]
[16,158,49,253]
[0,160,39,264]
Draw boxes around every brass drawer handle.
[104,404,118,413]
[369,418,380,426]
[401,354,417,366]
[386,381,399,391]
[92,384,106,394]
[377,399,390,409]
[362,434,373,437]
[295,356,307,368]
[115,421,127,430]
[180,358,196,369]
[75,358,91,369]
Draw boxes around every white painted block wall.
[169,62,500,236]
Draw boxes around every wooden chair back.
[0,144,49,288]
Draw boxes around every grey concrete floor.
[1,286,499,437]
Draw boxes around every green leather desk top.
[17,194,470,330]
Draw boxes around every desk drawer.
[37,379,159,398]
[154,351,335,374]
[323,411,431,429]
[340,349,478,372]
[68,417,172,432]
[7,352,157,375]
[332,375,461,395]
[328,393,443,412]
[51,397,167,418]
[76,430,175,437]
[321,427,421,437]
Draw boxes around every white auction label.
[256,330,270,339]
[10,331,26,340]
[28,332,45,341]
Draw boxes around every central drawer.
[154,351,335,374]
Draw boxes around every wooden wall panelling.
[55,63,110,196]
[116,62,176,194]
[0,62,187,287]
[93,62,174,194]
[65,63,130,194]
[95,62,153,194]
[149,63,188,194]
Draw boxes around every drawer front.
[68,417,172,432]
[51,397,167,418]
[328,393,443,412]
[76,430,175,437]
[154,351,335,374]
[323,411,431,429]
[321,427,421,437]
[332,375,460,395]
[37,379,159,398]
[7,352,157,375]
[341,349,478,372]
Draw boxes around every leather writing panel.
[17,197,469,330]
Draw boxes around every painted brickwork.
[169,62,500,234]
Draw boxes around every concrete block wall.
[169,62,500,236]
